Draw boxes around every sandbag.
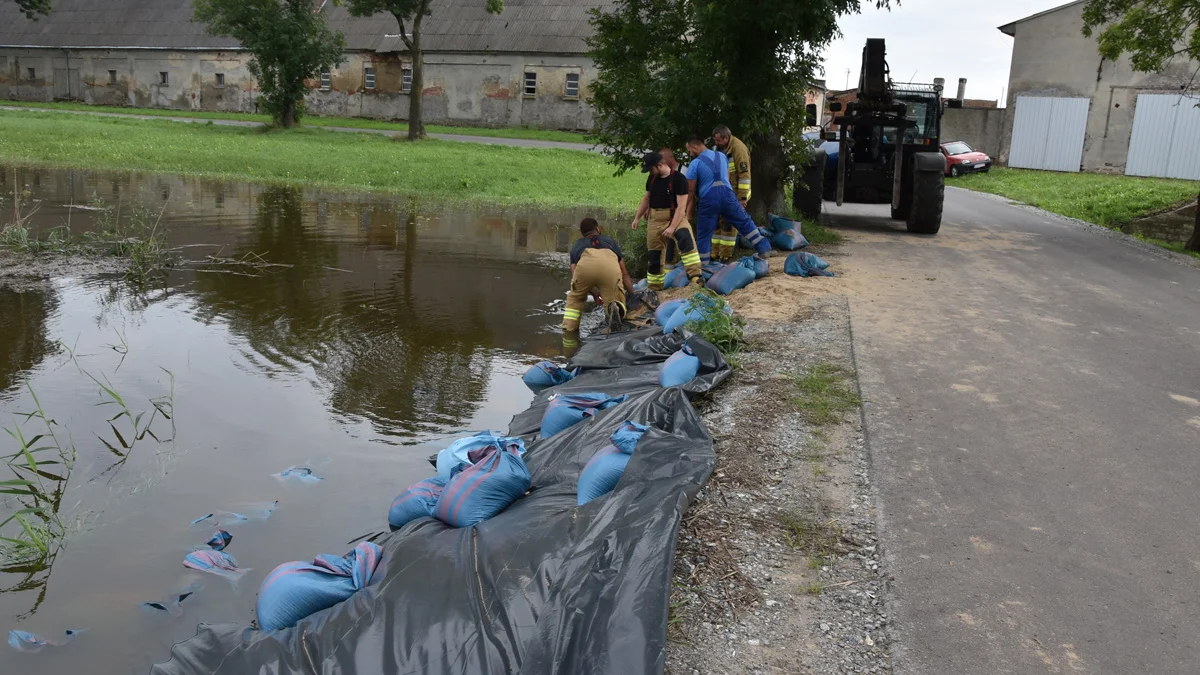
[388,476,448,530]
[701,262,725,281]
[183,550,247,581]
[768,213,802,235]
[662,294,730,335]
[256,542,383,632]
[633,278,648,293]
[771,229,809,251]
[206,530,232,551]
[539,393,628,439]
[660,345,701,387]
[432,447,532,527]
[521,361,577,393]
[576,421,650,505]
[577,449,630,505]
[655,298,688,327]
[662,266,690,289]
[435,432,527,480]
[706,263,756,295]
[737,255,769,279]
[784,251,834,277]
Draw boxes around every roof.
[998,0,1086,36]
[0,0,614,54]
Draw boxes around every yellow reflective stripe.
[681,252,701,265]
[563,309,582,319]
[727,161,735,170]
[646,273,666,283]
[737,179,751,186]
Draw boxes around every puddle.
[1121,202,1197,244]
[0,166,591,672]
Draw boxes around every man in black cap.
[630,151,703,290]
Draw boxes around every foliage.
[0,99,589,142]
[0,110,645,212]
[193,0,345,128]
[792,362,861,426]
[682,290,745,356]
[345,0,505,140]
[11,0,49,19]
[587,0,886,215]
[616,226,648,278]
[1082,0,1200,252]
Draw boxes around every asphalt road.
[830,188,1200,674]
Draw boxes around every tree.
[11,0,50,19]
[193,0,345,129]
[345,0,504,141]
[1083,0,1200,252]
[588,0,885,220]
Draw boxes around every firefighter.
[562,217,635,334]
[631,151,703,290]
[684,136,770,265]
[711,125,752,261]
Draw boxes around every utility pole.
[844,68,850,90]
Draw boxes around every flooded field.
[0,167,588,672]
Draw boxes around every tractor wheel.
[907,165,944,234]
[793,149,827,220]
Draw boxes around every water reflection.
[0,287,58,399]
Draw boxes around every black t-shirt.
[570,234,623,265]
[645,170,689,210]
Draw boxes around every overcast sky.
[819,0,1073,106]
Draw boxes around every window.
[523,71,537,97]
[215,73,225,88]
[401,67,412,93]
[805,103,817,126]
[364,67,376,90]
[320,68,331,91]
[27,67,35,81]
[564,72,579,99]
[159,71,168,85]
[108,70,118,85]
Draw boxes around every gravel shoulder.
[663,257,890,674]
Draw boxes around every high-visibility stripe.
[563,339,579,347]
[681,251,701,266]
[647,273,665,284]
[727,161,735,171]
[563,309,582,319]
[738,179,751,187]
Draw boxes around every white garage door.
[1125,94,1200,180]
[1008,96,1090,172]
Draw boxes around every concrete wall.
[1000,0,1198,172]
[0,47,597,130]
[942,107,1005,158]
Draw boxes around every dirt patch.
[1,250,129,290]
[664,292,890,675]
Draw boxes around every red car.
[941,141,992,177]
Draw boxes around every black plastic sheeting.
[151,327,729,675]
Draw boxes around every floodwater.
[0,166,590,673]
[1121,202,1197,244]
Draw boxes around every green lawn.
[0,99,590,144]
[0,109,641,212]
[952,167,1197,228]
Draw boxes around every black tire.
[907,166,944,234]
[793,150,827,220]
[950,165,960,178]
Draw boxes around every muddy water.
[0,167,589,673]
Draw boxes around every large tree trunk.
[748,131,788,223]
[407,8,427,141]
[280,98,297,129]
[1187,190,1200,253]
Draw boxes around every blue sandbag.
[8,629,84,653]
[521,361,577,393]
[141,581,204,616]
[432,447,532,527]
[737,255,769,279]
[662,266,690,288]
[256,542,383,631]
[436,432,527,480]
[577,449,630,505]
[768,213,801,235]
[655,298,688,327]
[784,251,835,277]
[701,262,725,281]
[576,421,650,505]
[633,278,648,292]
[662,294,730,334]
[660,345,701,387]
[706,263,756,295]
[206,530,232,551]
[539,393,628,439]
[183,550,248,581]
[388,476,448,530]
[273,465,322,483]
[771,229,809,251]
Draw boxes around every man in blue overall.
[684,136,770,265]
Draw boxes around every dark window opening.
[108,70,118,85]
[159,71,168,85]
[215,73,225,88]
[402,67,413,93]
[805,103,817,126]
[27,67,35,80]
[524,71,537,97]
[320,69,331,90]
[364,67,376,90]
[565,72,580,99]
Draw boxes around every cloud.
[820,0,1073,106]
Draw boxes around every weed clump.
[792,362,861,426]
[682,289,746,357]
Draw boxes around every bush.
[682,289,745,356]
[617,226,647,278]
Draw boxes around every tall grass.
[682,290,746,357]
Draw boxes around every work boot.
[604,303,625,333]
[691,276,706,288]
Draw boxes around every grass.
[792,362,862,426]
[952,167,1197,228]
[0,109,643,212]
[0,99,590,144]
[682,290,746,357]
[781,511,842,554]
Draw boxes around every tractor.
[794,38,946,234]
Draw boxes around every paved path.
[0,105,599,153]
[831,189,1200,675]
